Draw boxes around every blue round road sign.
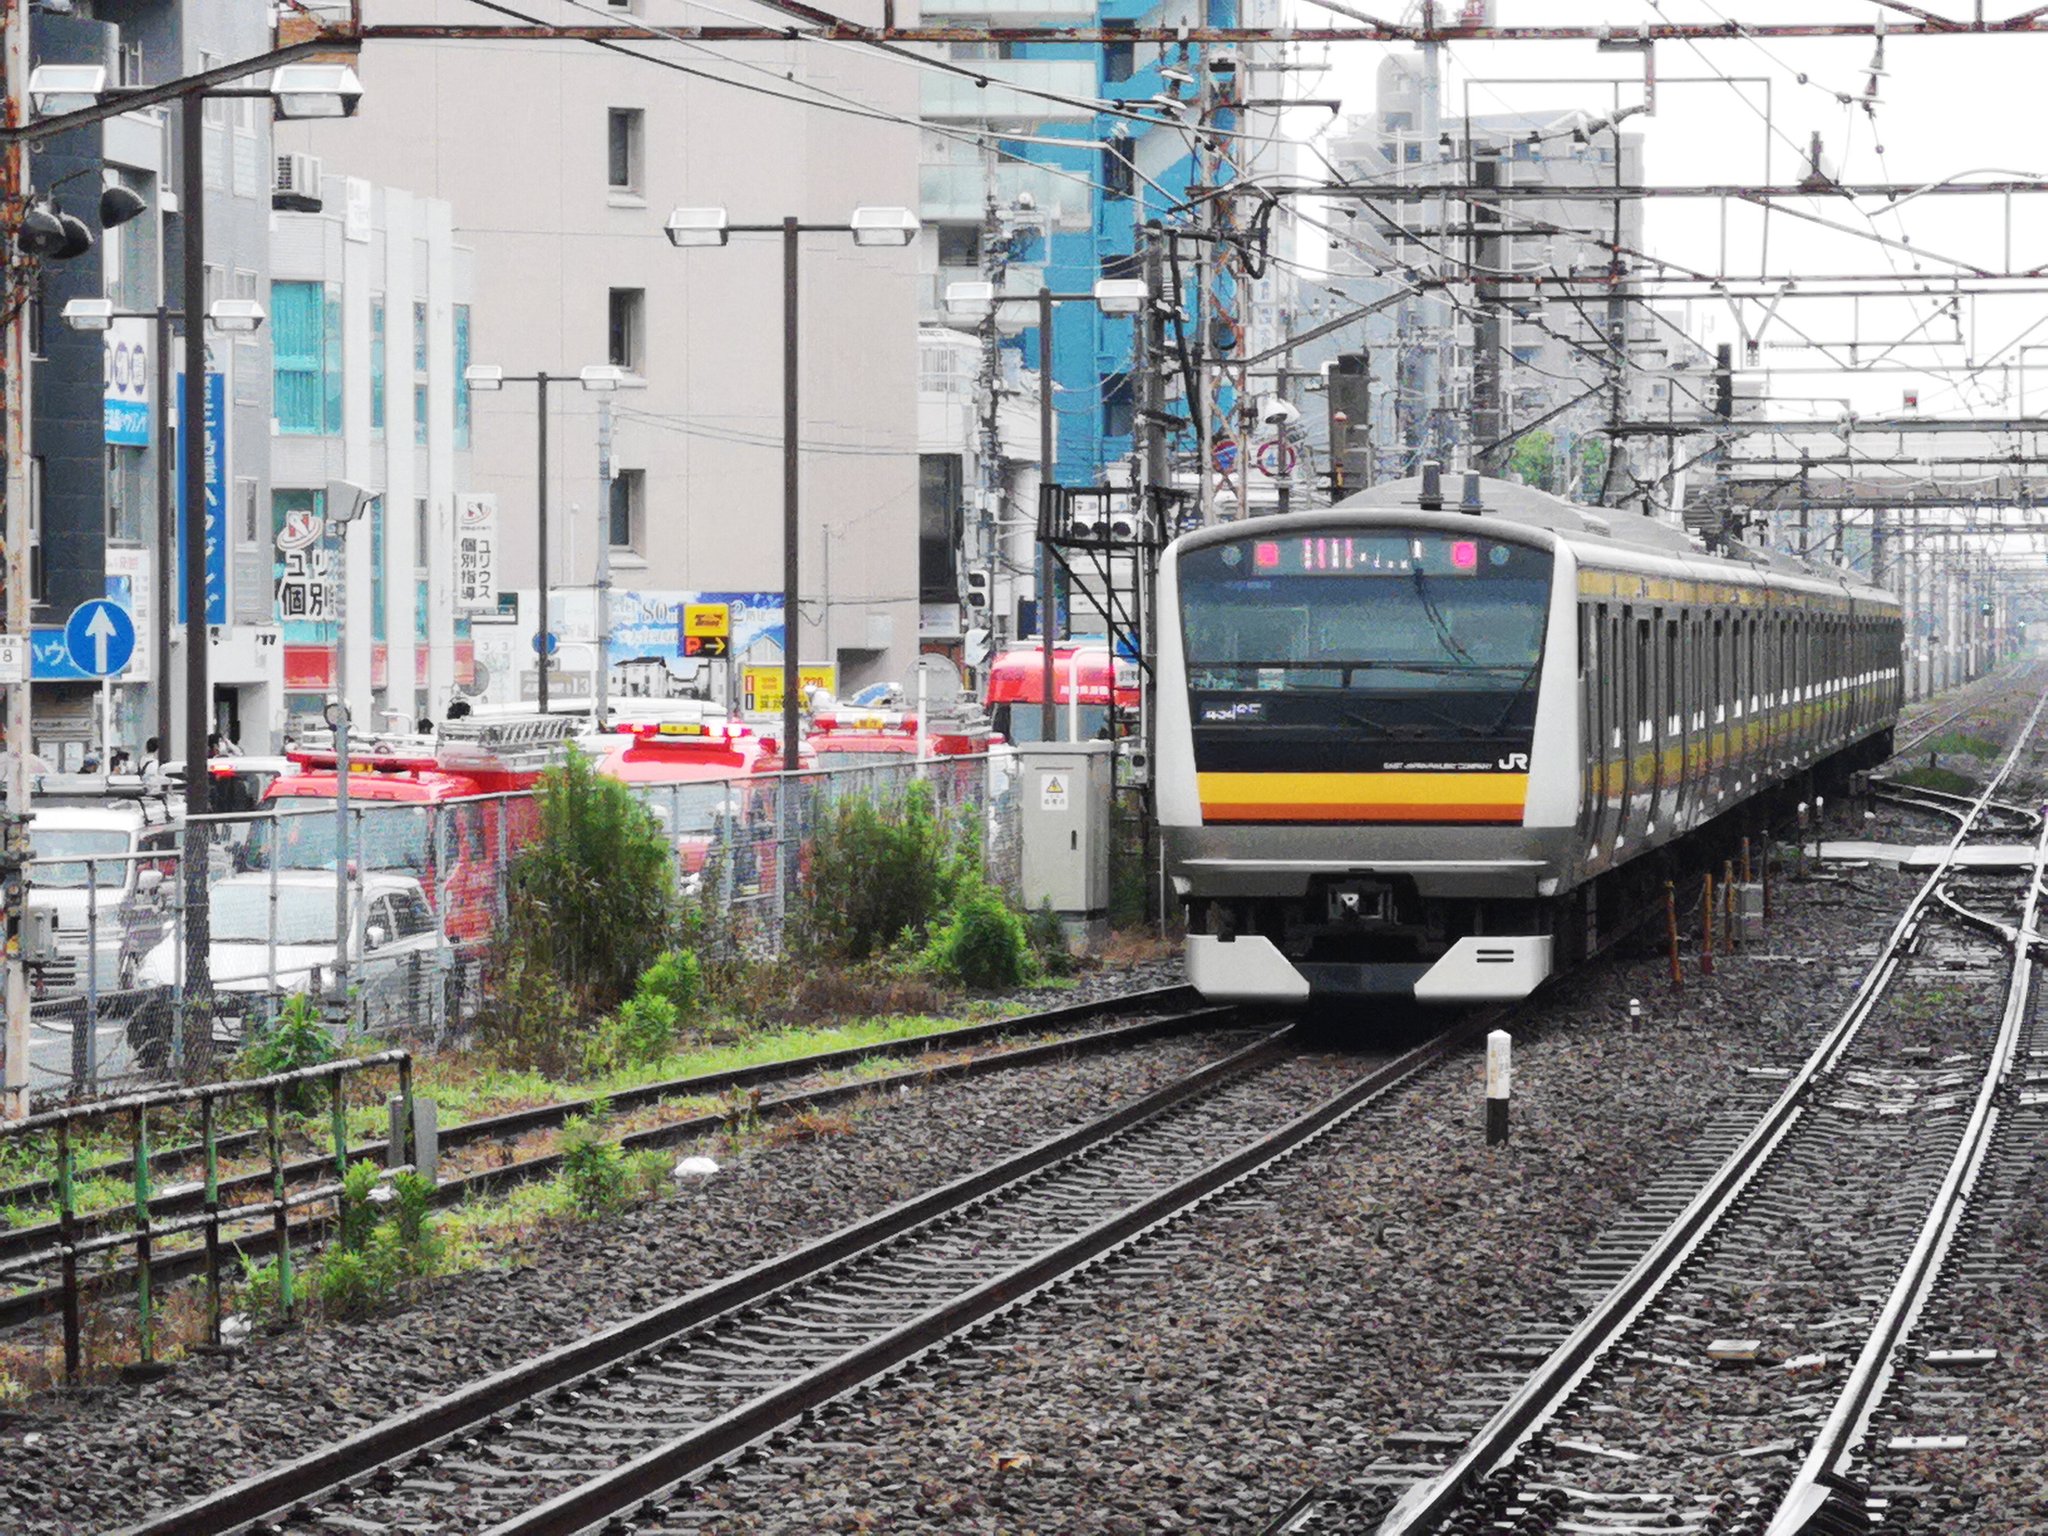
[64,598,136,677]
[532,631,559,657]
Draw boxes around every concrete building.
[1319,53,1672,495]
[913,0,1305,648]
[25,0,277,761]
[277,1,925,710]
[269,171,476,735]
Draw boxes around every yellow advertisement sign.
[683,603,731,639]
[743,664,837,714]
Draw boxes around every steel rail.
[483,1013,1503,1536]
[1766,804,2048,1535]
[1360,684,2048,1536]
[0,997,1228,1330]
[0,985,1199,1268]
[113,1026,1296,1536]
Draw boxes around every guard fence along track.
[0,988,1223,1332]
[1272,684,2048,1536]
[119,1010,1509,1536]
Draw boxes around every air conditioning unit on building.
[274,152,324,213]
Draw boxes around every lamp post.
[30,60,362,1079]
[462,364,642,711]
[943,278,1147,742]
[663,205,921,767]
[59,296,265,763]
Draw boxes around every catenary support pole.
[179,90,213,1079]
[783,217,802,774]
[1038,285,1057,745]
[536,371,551,713]
[154,304,173,757]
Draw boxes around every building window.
[918,454,961,605]
[370,496,387,643]
[1403,142,1423,163]
[236,476,259,547]
[937,224,981,268]
[414,300,430,446]
[1102,19,1135,82]
[454,304,472,449]
[1101,375,1134,441]
[415,496,430,570]
[272,280,342,435]
[608,287,644,372]
[608,469,643,551]
[607,108,643,192]
[370,296,386,434]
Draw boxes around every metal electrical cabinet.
[1016,741,1114,925]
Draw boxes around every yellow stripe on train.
[1198,772,1530,825]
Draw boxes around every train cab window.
[1175,528,1555,741]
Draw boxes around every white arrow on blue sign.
[63,598,137,677]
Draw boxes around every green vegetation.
[236,993,336,1109]
[927,888,1034,989]
[1895,764,1979,796]
[559,1102,628,1216]
[796,780,979,961]
[1927,732,2002,760]
[1507,429,1557,492]
[238,1160,441,1323]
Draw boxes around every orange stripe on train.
[1198,772,1529,825]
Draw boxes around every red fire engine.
[981,642,1138,744]
[805,702,997,766]
[255,716,580,948]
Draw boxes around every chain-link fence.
[24,754,1021,1102]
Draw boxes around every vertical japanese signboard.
[174,369,228,624]
[103,318,150,446]
[274,503,332,632]
[456,494,498,612]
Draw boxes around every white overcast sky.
[1282,0,2048,418]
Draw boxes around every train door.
[1577,602,1599,855]
[1625,607,1647,846]
[1660,611,1680,835]
[1711,615,1727,809]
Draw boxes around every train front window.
[1179,530,1552,738]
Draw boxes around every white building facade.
[269,174,476,734]
[276,3,925,709]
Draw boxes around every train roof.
[1261,473,1893,604]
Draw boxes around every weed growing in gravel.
[560,1103,629,1216]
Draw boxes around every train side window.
[1712,619,1726,724]
[1664,618,1680,735]
[1633,613,1651,743]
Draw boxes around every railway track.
[0,987,1220,1331]
[115,1006,1511,1536]
[1271,686,2048,1536]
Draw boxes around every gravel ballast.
[635,861,1935,1534]
[0,1017,1253,1535]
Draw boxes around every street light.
[60,294,266,792]
[462,364,645,709]
[663,204,919,771]
[267,64,365,120]
[943,276,1153,740]
[31,62,361,1079]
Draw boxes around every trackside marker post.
[1486,1030,1511,1146]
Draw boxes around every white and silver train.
[1157,472,1904,1007]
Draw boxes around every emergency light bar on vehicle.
[286,713,585,776]
[620,720,755,744]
